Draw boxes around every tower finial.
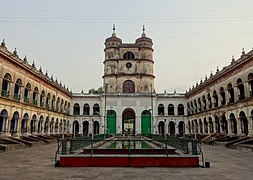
[112,24,116,36]
[242,48,245,55]
[231,55,235,63]
[1,39,6,47]
[142,25,146,37]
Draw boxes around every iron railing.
[1,90,9,97]
[58,134,106,155]
[147,134,200,155]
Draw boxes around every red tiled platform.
[60,155,199,167]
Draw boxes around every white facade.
[70,27,187,136]
[70,92,187,136]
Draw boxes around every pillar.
[234,87,239,102]
[244,82,250,98]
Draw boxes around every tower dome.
[135,25,153,48]
[105,24,122,48]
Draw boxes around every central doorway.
[122,108,135,135]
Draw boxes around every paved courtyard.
[0,142,253,180]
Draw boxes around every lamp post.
[96,111,105,139]
[104,84,108,139]
[92,119,94,140]
[150,83,154,134]
[164,119,167,139]
[62,121,65,139]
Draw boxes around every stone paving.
[0,142,253,180]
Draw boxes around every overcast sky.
[1,0,253,93]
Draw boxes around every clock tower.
[103,25,155,93]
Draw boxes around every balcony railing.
[238,94,245,100]
[13,93,20,100]
[40,102,44,107]
[1,90,9,97]
[229,98,234,103]
[24,97,29,103]
[33,100,37,105]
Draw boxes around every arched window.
[215,116,220,133]
[1,73,11,97]
[31,114,36,133]
[64,101,67,113]
[202,95,206,110]
[158,104,164,115]
[55,118,59,133]
[199,119,203,133]
[239,111,248,135]
[24,83,31,103]
[229,113,237,134]
[209,117,214,133]
[13,78,22,100]
[168,104,174,115]
[227,83,234,103]
[60,99,64,112]
[207,93,212,109]
[46,93,50,109]
[93,104,100,115]
[123,80,135,93]
[73,103,80,115]
[204,118,208,133]
[123,51,135,60]
[248,73,253,97]
[178,104,184,115]
[40,90,45,107]
[33,87,39,105]
[237,78,245,100]
[83,103,90,115]
[51,95,55,110]
[213,90,218,107]
[197,98,201,112]
[56,97,60,111]
[194,100,197,113]
[220,87,226,105]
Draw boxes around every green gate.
[107,110,116,134]
[141,110,151,135]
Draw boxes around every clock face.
[126,62,132,69]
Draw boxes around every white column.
[248,117,253,136]
[244,83,250,98]
[234,87,239,102]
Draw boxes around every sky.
[1,0,253,93]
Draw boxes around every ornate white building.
[186,49,253,136]
[70,26,187,137]
[0,40,72,137]
[1,26,252,138]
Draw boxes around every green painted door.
[141,110,151,135]
[107,110,116,134]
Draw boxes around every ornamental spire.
[112,24,116,36]
[142,25,146,37]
